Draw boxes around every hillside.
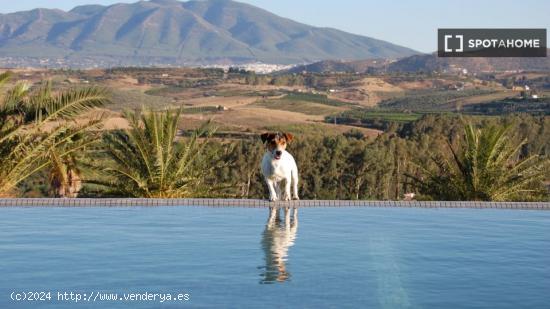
[286,59,392,73]
[0,0,417,67]
[387,52,550,73]
[286,50,550,75]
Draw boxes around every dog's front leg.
[274,182,281,200]
[266,178,278,202]
[267,207,277,227]
[284,207,291,228]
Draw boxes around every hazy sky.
[1,0,549,53]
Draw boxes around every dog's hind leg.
[284,207,291,228]
[282,179,291,201]
[291,168,299,200]
[291,208,298,230]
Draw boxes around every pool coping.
[0,199,549,210]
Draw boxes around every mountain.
[0,0,418,67]
[387,51,550,73]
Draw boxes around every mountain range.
[0,0,418,67]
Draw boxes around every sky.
[1,0,549,53]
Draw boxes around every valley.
[6,67,548,138]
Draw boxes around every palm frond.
[88,108,218,198]
[41,87,110,123]
[409,121,549,201]
[0,80,108,195]
[0,71,12,87]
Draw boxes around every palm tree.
[407,123,549,201]
[0,72,110,196]
[89,108,216,198]
[48,150,83,198]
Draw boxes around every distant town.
[0,56,295,73]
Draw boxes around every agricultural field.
[3,67,549,136]
[326,110,425,131]
[378,89,499,111]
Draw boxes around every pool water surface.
[0,206,549,308]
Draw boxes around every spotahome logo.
[438,29,546,57]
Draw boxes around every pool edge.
[0,199,549,210]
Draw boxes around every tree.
[48,150,82,198]
[0,72,109,196]
[89,108,217,198]
[407,123,549,201]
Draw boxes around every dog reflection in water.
[260,207,298,284]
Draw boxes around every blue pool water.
[0,206,549,308]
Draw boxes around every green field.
[325,109,424,130]
[380,89,497,111]
[328,110,422,122]
[212,89,285,97]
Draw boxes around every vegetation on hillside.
[407,123,549,201]
[13,113,550,201]
[463,100,550,115]
[326,110,423,131]
[380,89,496,111]
[3,74,549,201]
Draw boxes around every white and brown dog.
[260,132,299,202]
[261,207,298,283]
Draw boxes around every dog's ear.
[283,132,294,143]
[260,133,271,144]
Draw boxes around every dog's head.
[260,132,294,160]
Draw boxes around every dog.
[260,132,299,202]
[260,207,298,283]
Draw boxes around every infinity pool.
[1,206,549,308]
